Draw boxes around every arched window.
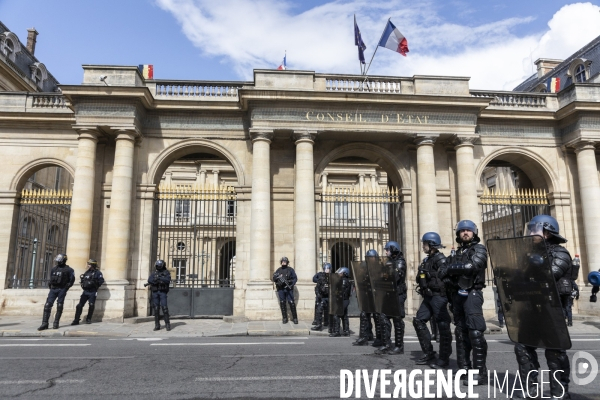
[568,58,591,84]
[575,64,586,83]
[0,32,21,62]
[3,38,13,57]
[47,226,59,244]
[20,217,35,237]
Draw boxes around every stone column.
[359,173,365,189]
[575,141,600,274]
[212,170,220,214]
[415,136,439,235]
[294,130,317,279]
[454,136,481,228]
[199,169,207,186]
[370,174,377,190]
[321,172,328,188]
[212,170,219,186]
[249,130,273,282]
[66,129,98,271]
[104,130,137,283]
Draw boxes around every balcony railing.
[31,93,69,109]
[322,74,405,94]
[471,90,555,109]
[153,80,247,100]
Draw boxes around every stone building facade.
[1,23,600,320]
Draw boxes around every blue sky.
[1,0,599,89]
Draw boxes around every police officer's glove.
[591,294,597,303]
[528,254,544,268]
[424,288,433,297]
[442,277,453,285]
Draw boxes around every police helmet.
[336,267,350,277]
[366,249,378,257]
[87,259,98,268]
[54,254,67,265]
[384,241,401,256]
[155,259,166,270]
[421,232,444,249]
[280,256,289,265]
[526,215,567,244]
[322,262,332,272]
[455,220,479,243]
[588,271,600,286]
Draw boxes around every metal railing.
[7,188,71,288]
[152,183,237,288]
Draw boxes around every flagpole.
[355,14,364,75]
[363,18,390,77]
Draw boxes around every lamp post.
[28,238,38,289]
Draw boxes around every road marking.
[0,356,135,360]
[0,338,87,341]
[572,339,600,341]
[0,344,91,347]
[152,342,305,346]
[109,338,164,341]
[221,353,373,358]
[0,379,85,384]
[195,376,337,382]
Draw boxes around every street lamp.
[28,238,38,289]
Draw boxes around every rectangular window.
[173,259,187,284]
[175,200,190,218]
[226,200,237,217]
[486,176,496,188]
[334,202,348,219]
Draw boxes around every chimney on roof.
[26,28,38,55]
[534,58,563,79]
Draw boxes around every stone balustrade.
[321,74,404,93]
[471,90,555,109]
[30,93,69,108]
[154,80,246,100]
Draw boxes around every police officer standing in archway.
[71,259,104,325]
[438,220,488,385]
[512,215,573,399]
[273,257,298,324]
[147,260,172,331]
[375,241,407,355]
[311,263,331,331]
[413,232,453,368]
[38,254,75,330]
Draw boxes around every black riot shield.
[350,261,376,313]
[367,257,402,317]
[488,236,571,350]
[329,273,345,316]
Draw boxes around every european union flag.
[354,15,367,64]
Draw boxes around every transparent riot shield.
[488,236,571,350]
[367,256,402,317]
[329,272,345,316]
[350,261,376,313]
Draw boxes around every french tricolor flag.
[138,64,153,79]
[547,77,560,93]
[277,54,287,70]
[378,20,409,56]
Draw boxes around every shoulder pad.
[470,244,488,269]
[432,252,446,269]
[550,246,571,270]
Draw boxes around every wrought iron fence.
[319,186,402,277]
[8,189,71,288]
[152,183,237,288]
[480,187,550,285]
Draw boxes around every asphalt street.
[0,333,599,399]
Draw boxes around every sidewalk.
[1,315,598,338]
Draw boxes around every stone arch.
[147,138,246,186]
[314,143,409,189]
[10,158,76,192]
[475,147,558,192]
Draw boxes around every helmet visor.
[526,221,544,236]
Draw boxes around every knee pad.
[161,306,169,313]
[88,302,95,308]
[413,318,427,330]
[515,344,533,365]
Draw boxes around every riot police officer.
[353,249,377,346]
[71,259,104,325]
[412,232,453,367]
[513,215,572,399]
[38,254,75,330]
[375,241,407,355]
[147,259,172,331]
[272,257,298,324]
[438,220,488,385]
[311,263,331,331]
[330,266,351,337]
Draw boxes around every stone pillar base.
[96,281,135,322]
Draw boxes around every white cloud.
[156,0,600,90]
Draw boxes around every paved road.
[0,333,599,399]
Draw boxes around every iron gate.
[7,189,71,288]
[319,186,402,315]
[152,183,237,317]
[480,188,550,285]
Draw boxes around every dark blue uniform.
[149,269,172,307]
[273,265,298,323]
[43,264,75,329]
[72,269,104,325]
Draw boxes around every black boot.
[85,304,95,324]
[375,315,392,354]
[52,304,63,329]
[388,317,404,355]
[153,307,161,331]
[414,318,435,363]
[312,302,323,331]
[342,314,349,336]
[353,312,370,345]
[327,314,333,334]
[329,316,341,337]
[431,316,439,342]
[71,304,83,326]
[162,306,171,331]
[38,307,51,331]
[312,301,319,326]
[371,313,383,347]
[366,315,374,340]
[289,301,298,324]
[454,327,472,375]
[431,321,453,368]
[546,349,570,399]
[466,330,488,386]
[513,344,540,398]
[279,301,288,324]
